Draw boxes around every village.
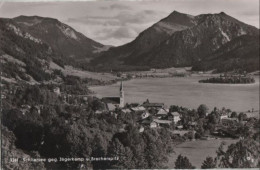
[2,80,257,142]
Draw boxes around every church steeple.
[120,81,123,91]
[119,81,124,107]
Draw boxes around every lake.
[165,138,239,168]
[90,76,259,112]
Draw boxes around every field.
[166,139,238,168]
[49,62,118,81]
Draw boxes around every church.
[101,81,124,109]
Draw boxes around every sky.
[0,0,259,46]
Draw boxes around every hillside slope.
[0,16,107,82]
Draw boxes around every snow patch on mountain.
[219,28,230,42]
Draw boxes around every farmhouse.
[169,112,181,123]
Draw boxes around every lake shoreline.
[90,76,259,112]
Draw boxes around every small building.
[53,87,61,95]
[176,125,183,129]
[31,105,41,114]
[153,119,172,127]
[106,103,116,112]
[172,130,189,136]
[156,108,168,118]
[139,126,144,133]
[150,122,158,128]
[221,117,239,127]
[141,119,158,128]
[130,106,146,112]
[169,112,181,123]
[220,114,228,119]
[143,102,164,109]
[141,112,150,119]
[121,108,131,114]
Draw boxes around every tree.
[201,157,216,169]
[216,139,260,168]
[238,112,247,121]
[197,104,209,118]
[170,105,180,112]
[107,138,135,169]
[230,112,238,118]
[175,154,195,169]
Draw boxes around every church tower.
[119,81,124,107]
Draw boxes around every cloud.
[239,10,259,17]
[97,26,138,40]
[3,0,257,46]
[66,9,166,45]
[100,4,131,10]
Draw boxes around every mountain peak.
[171,10,183,15]
[219,11,227,15]
[160,10,195,27]
[169,10,194,18]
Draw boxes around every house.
[106,103,116,111]
[1,94,6,99]
[188,121,197,128]
[156,108,168,118]
[150,122,158,128]
[95,110,103,114]
[141,119,158,128]
[221,118,239,127]
[121,109,131,114]
[153,119,172,127]
[102,81,124,108]
[31,105,41,114]
[169,112,181,123]
[139,126,144,133]
[141,112,150,119]
[143,102,164,109]
[176,125,183,129]
[53,87,61,95]
[172,130,189,136]
[220,114,228,119]
[130,106,146,112]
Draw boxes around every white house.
[170,112,181,123]
[53,87,61,95]
[156,108,168,117]
[220,114,228,119]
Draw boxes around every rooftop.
[102,97,120,104]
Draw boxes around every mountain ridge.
[91,11,259,72]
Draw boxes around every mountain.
[91,11,196,69]
[192,35,259,72]
[0,16,106,82]
[92,11,259,72]
[12,16,105,60]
